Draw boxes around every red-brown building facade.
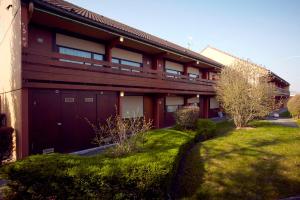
[0,0,289,159]
[0,0,226,158]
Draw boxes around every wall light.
[119,36,124,42]
[120,91,125,97]
[196,94,200,98]
[196,61,200,65]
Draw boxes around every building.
[201,46,290,108]
[0,0,224,159]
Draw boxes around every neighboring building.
[0,0,223,158]
[201,46,290,108]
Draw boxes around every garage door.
[29,89,117,154]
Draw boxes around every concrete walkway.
[0,179,7,199]
[266,117,299,128]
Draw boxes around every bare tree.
[216,60,275,128]
[85,111,152,156]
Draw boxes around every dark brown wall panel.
[97,92,118,124]
[28,25,53,53]
[143,96,154,122]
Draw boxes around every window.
[165,61,183,78]
[93,54,103,61]
[121,96,144,118]
[189,73,199,79]
[166,105,181,113]
[112,57,142,72]
[210,97,220,109]
[121,60,141,67]
[166,69,182,78]
[59,46,91,58]
[58,46,103,66]
[165,96,184,112]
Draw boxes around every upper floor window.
[165,61,184,78]
[58,46,104,66]
[112,57,142,72]
[209,72,219,80]
[166,69,182,76]
[189,73,199,79]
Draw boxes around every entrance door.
[30,90,61,154]
[61,92,79,152]
[60,91,98,152]
[77,92,97,150]
[143,96,154,122]
[97,93,117,124]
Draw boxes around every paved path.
[0,179,7,200]
[266,117,299,128]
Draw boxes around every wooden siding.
[22,49,217,94]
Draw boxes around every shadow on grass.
[177,122,300,200]
[175,121,235,198]
[196,146,300,200]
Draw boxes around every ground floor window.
[165,96,184,112]
[121,96,144,118]
[210,97,220,109]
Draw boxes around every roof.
[201,46,290,85]
[30,0,223,68]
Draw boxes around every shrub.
[0,129,197,199]
[196,119,216,140]
[174,106,199,130]
[216,60,275,128]
[0,127,14,165]
[279,110,291,118]
[85,113,152,157]
[287,95,300,119]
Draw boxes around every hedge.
[0,128,199,199]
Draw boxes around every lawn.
[0,128,197,199]
[177,121,300,200]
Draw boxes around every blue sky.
[68,0,300,93]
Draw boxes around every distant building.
[201,46,290,108]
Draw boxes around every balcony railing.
[22,49,215,87]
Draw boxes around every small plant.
[0,127,14,165]
[174,106,199,130]
[196,119,216,140]
[287,95,300,119]
[85,112,152,157]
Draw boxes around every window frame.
[57,45,104,66]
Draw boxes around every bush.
[0,129,197,199]
[174,106,199,130]
[86,114,152,157]
[279,110,291,118]
[0,127,14,165]
[196,119,216,140]
[287,95,300,119]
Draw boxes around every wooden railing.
[22,49,215,87]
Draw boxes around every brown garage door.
[29,90,61,154]
[29,89,117,154]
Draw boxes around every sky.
[68,0,300,93]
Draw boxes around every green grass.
[297,119,300,126]
[178,121,300,200]
[0,129,197,199]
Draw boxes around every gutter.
[31,0,223,69]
